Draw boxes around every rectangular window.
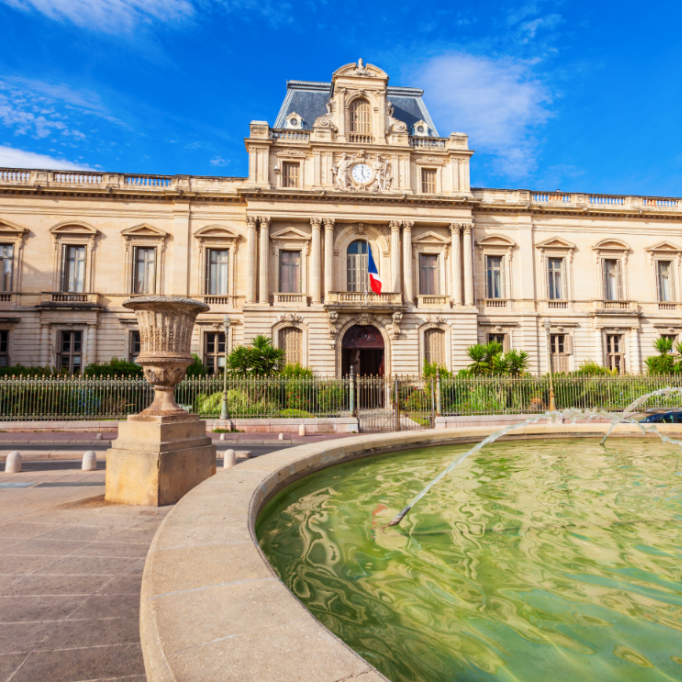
[61,245,86,293]
[0,245,14,293]
[657,260,674,302]
[206,249,229,295]
[487,333,508,351]
[0,330,9,367]
[547,257,565,300]
[419,254,439,295]
[282,162,300,188]
[603,259,622,300]
[279,251,301,293]
[486,255,504,299]
[129,330,140,364]
[421,168,437,194]
[133,247,157,294]
[58,330,82,374]
[424,328,445,367]
[606,334,625,373]
[204,332,226,375]
[279,327,302,367]
[550,333,569,373]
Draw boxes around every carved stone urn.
[122,296,209,419]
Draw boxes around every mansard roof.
[273,80,439,136]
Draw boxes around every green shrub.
[0,364,60,378]
[280,408,313,418]
[185,354,207,377]
[281,363,313,378]
[318,383,346,414]
[83,358,143,378]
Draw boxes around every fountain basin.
[139,424,682,682]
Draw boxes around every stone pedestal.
[105,416,216,507]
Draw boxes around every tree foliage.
[226,336,285,376]
[464,341,530,376]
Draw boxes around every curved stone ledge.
[140,423,680,682]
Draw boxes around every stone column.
[390,220,401,293]
[259,216,270,304]
[402,221,414,304]
[323,218,334,300]
[310,217,322,304]
[463,223,474,306]
[246,216,257,304]
[450,223,462,305]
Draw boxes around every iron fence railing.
[0,374,681,421]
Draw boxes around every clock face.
[351,163,372,184]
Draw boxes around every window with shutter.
[421,168,437,194]
[347,241,368,292]
[349,100,371,134]
[279,327,302,367]
[282,162,300,188]
[419,254,439,295]
[603,259,622,300]
[657,260,674,301]
[606,334,625,373]
[62,245,86,293]
[486,256,504,299]
[0,245,13,293]
[424,328,445,367]
[547,257,565,300]
[133,247,157,294]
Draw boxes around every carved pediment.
[412,230,450,245]
[0,219,28,236]
[50,221,100,237]
[646,240,682,253]
[536,236,576,250]
[121,223,167,239]
[194,225,239,241]
[332,60,388,80]
[592,238,629,251]
[476,234,516,249]
[270,227,311,242]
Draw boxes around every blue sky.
[0,0,680,196]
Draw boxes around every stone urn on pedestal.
[105,297,217,507]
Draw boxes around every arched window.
[424,328,446,368]
[347,240,368,292]
[279,327,303,367]
[349,99,371,135]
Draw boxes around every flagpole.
[365,235,368,306]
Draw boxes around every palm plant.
[505,349,530,376]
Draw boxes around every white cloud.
[0,145,90,170]
[209,156,229,167]
[409,53,553,178]
[1,0,291,32]
[2,0,194,32]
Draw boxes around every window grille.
[0,245,14,293]
[419,254,439,295]
[279,327,302,367]
[424,328,445,367]
[347,240,368,292]
[61,245,86,293]
[349,99,371,134]
[279,251,301,293]
[657,260,675,302]
[486,255,504,299]
[57,330,82,374]
[206,249,229,295]
[282,162,300,188]
[547,257,565,300]
[421,168,437,194]
[204,332,226,375]
[133,247,157,294]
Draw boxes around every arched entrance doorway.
[342,325,384,376]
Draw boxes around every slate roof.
[273,80,440,137]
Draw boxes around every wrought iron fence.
[0,374,681,421]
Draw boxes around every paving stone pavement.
[0,467,170,682]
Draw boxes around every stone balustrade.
[273,293,309,306]
[41,292,101,305]
[417,295,451,308]
[326,291,402,305]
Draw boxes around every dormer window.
[349,99,371,135]
[285,112,304,129]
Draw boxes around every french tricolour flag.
[367,246,382,294]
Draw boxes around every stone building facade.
[0,60,680,376]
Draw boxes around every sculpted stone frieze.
[333,152,394,193]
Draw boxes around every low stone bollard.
[278,433,285,441]
[82,451,97,471]
[236,450,252,460]
[223,449,236,468]
[298,424,306,437]
[96,433,103,441]
[219,433,225,441]
[6,451,21,473]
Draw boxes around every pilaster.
[450,223,462,305]
[463,223,474,306]
[259,217,270,305]
[402,221,414,304]
[310,217,322,304]
[390,220,401,293]
[246,216,257,304]
[323,218,334,301]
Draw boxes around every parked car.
[639,411,682,424]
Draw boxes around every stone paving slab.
[0,467,170,682]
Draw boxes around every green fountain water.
[257,438,682,682]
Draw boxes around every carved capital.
[463,223,473,235]
[323,217,335,230]
[246,216,257,228]
[402,220,414,230]
[389,220,402,231]
[258,216,271,228]
[310,217,322,228]
[449,222,462,236]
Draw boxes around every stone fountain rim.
[122,295,210,312]
[139,423,682,682]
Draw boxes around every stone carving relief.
[333,151,393,193]
[328,310,340,336]
[388,311,403,338]
[278,313,303,324]
[355,313,373,326]
[386,101,407,135]
[353,58,374,77]
[313,100,338,132]
[427,315,447,326]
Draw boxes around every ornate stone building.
[0,60,680,375]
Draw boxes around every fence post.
[394,375,400,431]
[349,367,356,417]
[436,368,442,417]
[430,376,435,425]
